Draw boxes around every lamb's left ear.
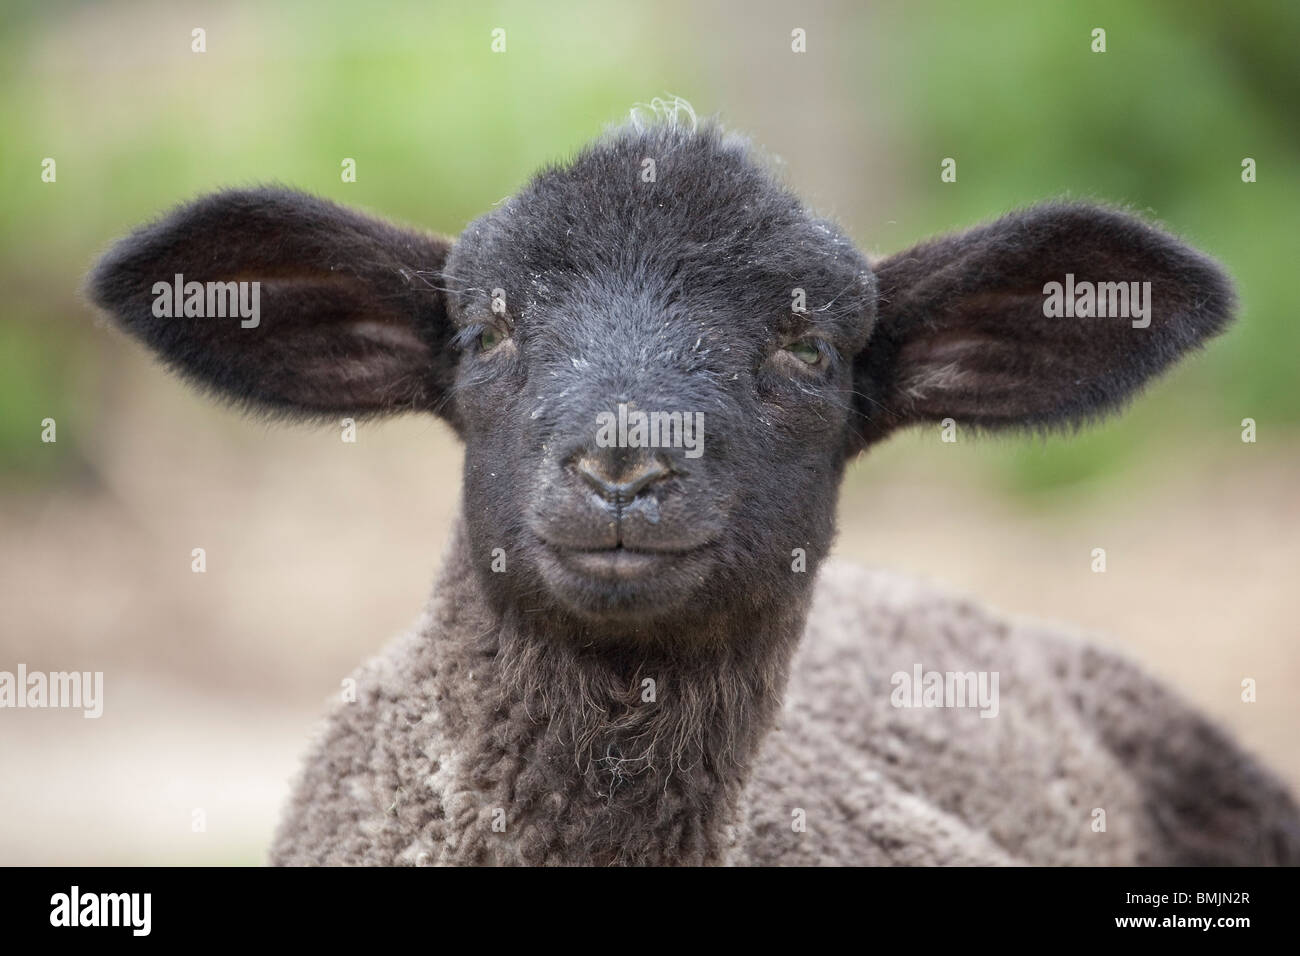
[87,187,456,421]
[850,202,1235,448]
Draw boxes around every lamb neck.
[421,521,813,865]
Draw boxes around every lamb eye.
[479,327,505,351]
[784,340,822,365]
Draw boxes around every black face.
[444,125,876,625]
[89,117,1235,641]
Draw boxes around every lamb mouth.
[541,541,707,581]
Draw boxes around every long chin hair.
[486,600,806,864]
[434,523,818,864]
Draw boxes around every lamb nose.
[574,454,670,501]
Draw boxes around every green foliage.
[2,0,1294,492]
[0,318,81,479]
[866,0,1300,489]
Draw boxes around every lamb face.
[88,116,1235,641]
[443,124,875,626]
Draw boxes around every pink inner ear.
[349,319,430,354]
[896,331,999,404]
[909,329,1004,364]
[895,328,1062,420]
[899,359,978,404]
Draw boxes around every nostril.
[574,454,670,501]
[620,458,670,497]
[573,456,610,495]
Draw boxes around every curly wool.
[270,528,1300,866]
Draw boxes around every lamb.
[87,114,1300,866]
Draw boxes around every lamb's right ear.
[87,188,456,420]
[848,203,1235,449]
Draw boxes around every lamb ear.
[849,202,1235,448]
[87,187,456,421]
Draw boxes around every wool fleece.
[269,527,1300,866]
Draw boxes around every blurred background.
[1,0,1296,864]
